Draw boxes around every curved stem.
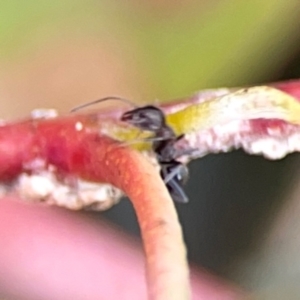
[33,118,190,299]
[104,143,190,299]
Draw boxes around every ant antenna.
[70,96,138,113]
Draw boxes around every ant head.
[121,106,166,132]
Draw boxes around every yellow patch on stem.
[167,86,300,135]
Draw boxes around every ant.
[71,97,189,203]
[121,106,189,203]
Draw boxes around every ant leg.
[166,176,189,203]
[160,162,189,203]
[163,163,189,185]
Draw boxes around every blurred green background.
[1,0,300,117]
[2,1,300,299]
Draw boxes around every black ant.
[71,97,189,203]
[121,106,189,203]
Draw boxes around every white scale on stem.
[166,86,300,160]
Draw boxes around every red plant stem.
[0,115,190,299]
